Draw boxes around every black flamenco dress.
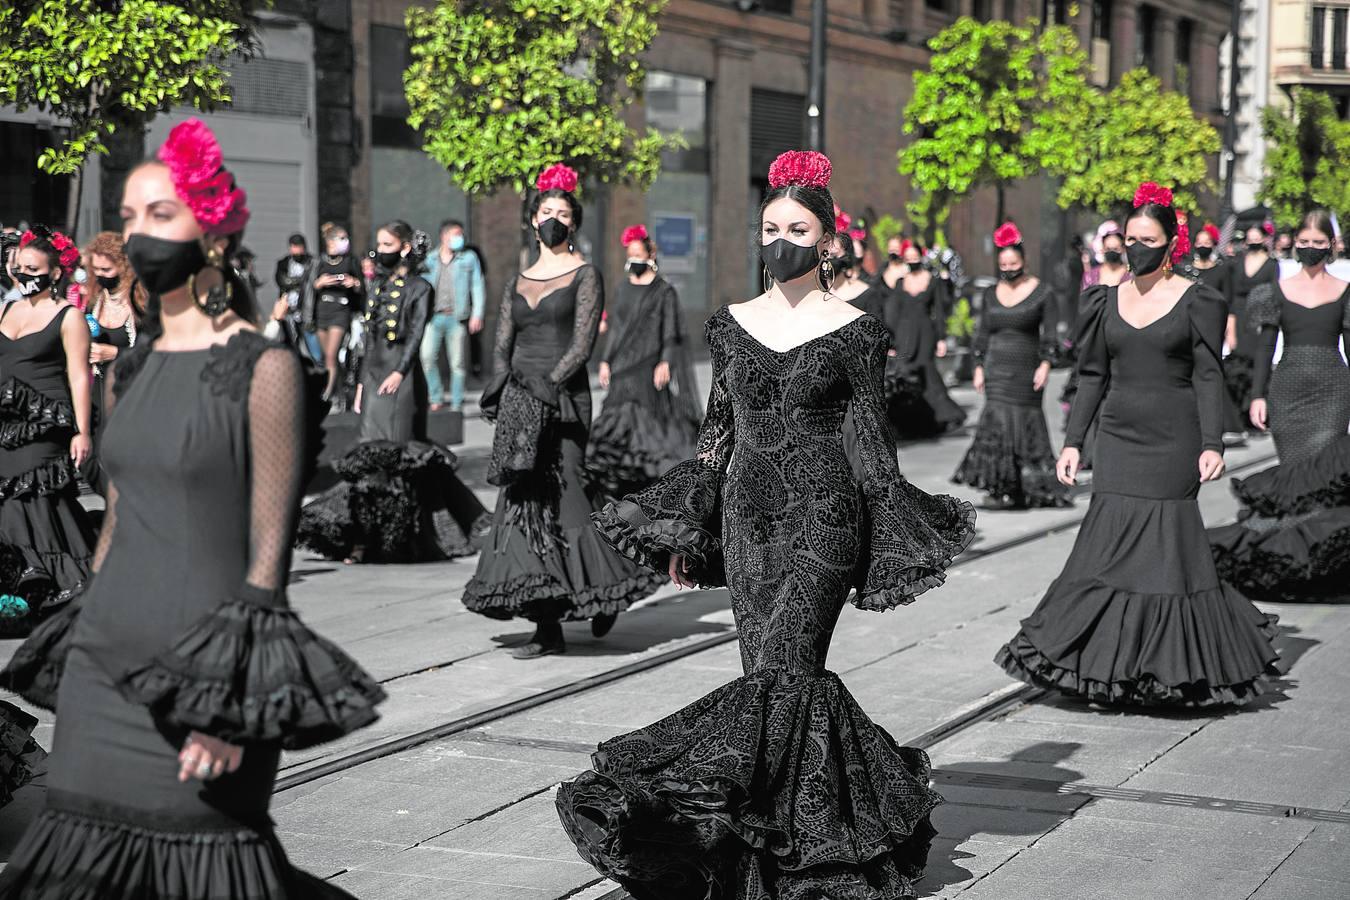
[463,265,665,624]
[952,282,1070,508]
[1226,256,1280,420]
[0,304,96,622]
[1209,287,1350,602]
[558,308,976,899]
[882,276,965,439]
[297,267,489,562]
[587,277,701,497]
[0,332,385,898]
[997,285,1280,706]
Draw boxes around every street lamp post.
[1222,0,1241,220]
[807,0,827,151]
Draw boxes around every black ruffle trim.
[0,377,76,450]
[461,567,667,623]
[118,596,386,750]
[0,700,44,808]
[951,403,1072,509]
[852,480,977,612]
[1230,435,1350,518]
[0,455,77,501]
[0,597,81,711]
[1211,510,1350,603]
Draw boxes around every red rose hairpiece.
[1132,181,1174,209]
[536,163,579,194]
[993,222,1022,248]
[848,227,867,241]
[835,208,852,234]
[20,226,81,269]
[157,118,250,234]
[767,150,832,190]
[1262,221,1275,236]
[1202,223,1220,242]
[621,224,649,246]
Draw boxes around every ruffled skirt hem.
[951,401,1070,509]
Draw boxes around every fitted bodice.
[0,305,74,398]
[1276,287,1349,348]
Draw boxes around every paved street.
[3,369,1348,899]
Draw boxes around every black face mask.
[1296,246,1331,268]
[998,268,1023,282]
[1247,243,1266,254]
[1193,246,1214,261]
[96,273,122,292]
[1126,242,1170,276]
[537,218,571,249]
[124,234,206,294]
[887,252,902,263]
[627,261,651,278]
[761,238,820,284]
[1102,250,1123,265]
[375,250,402,270]
[16,272,52,297]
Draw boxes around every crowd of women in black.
[0,115,1343,898]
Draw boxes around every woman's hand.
[1249,398,1268,431]
[271,297,290,322]
[887,348,898,357]
[598,361,610,389]
[668,554,694,588]
[69,434,92,467]
[653,361,671,391]
[353,383,363,414]
[89,343,119,364]
[972,365,985,393]
[935,339,948,358]
[178,731,243,783]
[1032,360,1051,392]
[1198,450,1225,482]
[378,372,404,396]
[1056,447,1081,487]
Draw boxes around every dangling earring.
[762,266,774,295]
[817,256,836,295]
[187,268,233,317]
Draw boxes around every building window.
[1092,0,1112,39]
[370,25,416,148]
[1042,0,1069,25]
[1136,5,1156,71]
[646,72,709,173]
[1334,8,1348,69]
[1313,6,1326,68]
[1177,18,1193,96]
[973,0,994,19]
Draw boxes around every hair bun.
[1132,181,1174,209]
[993,222,1023,248]
[767,150,832,190]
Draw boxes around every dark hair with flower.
[621,223,656,258]
[1126,180,1187,264]
[19,224,80,272]
[834,206,852,235]
[757,150,836,239]
[993,221,1025,260]
[1201,223,1220,243]
[157,118,249,235]
[536,163,580,194]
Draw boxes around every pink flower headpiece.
[20,226,81,269]
[621,224,649,246]
[834,206,852,234]
[993,222,1022,248]
[767,150,832,190]
[1132,181,1174,209]
[536,163,579,194]
[1262,221,1275,236]
[157,118,250,235]
[1202,223,1220,243]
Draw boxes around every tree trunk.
[996,182,1006,230]
[65,166,84,238]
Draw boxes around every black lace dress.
[296,268,489,562]
[558,308,976,899]
[1226,256,1280,417]
[0,332,385,898]
[997,285,1280,706]
[586,277,701,497]
[882,276,966,439]
[1190,259,1246,435]
[1209,287,1350,602]
[952,283,1070,508]
[463,265,665,623]
[0,304,95,620]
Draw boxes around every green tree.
[899,17,1097,233]
[1057,69,1220,215]
[405,0,677,206]
[1259,88,1350,228]
[0,1,263,228]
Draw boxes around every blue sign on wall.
[653,214,695,259]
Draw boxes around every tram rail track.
[275,448,1275,795]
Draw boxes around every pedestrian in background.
[311,222,364,401]
[272,232,319,360]
[421,219,485,412]
[81,231,141,495]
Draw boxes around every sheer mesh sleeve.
[492,278,516,377]
[1190,285,1228,454]
[844,317,975,610]
[244,347,305,593]
[1065,286,1110,450]
[548,265,603,385]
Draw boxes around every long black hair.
[1299,208,1335,243]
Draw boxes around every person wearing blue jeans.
[421,219,486,411]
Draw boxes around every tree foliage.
[1258,88,1350,228]
[0,1,262,175]
[405,0,679,196]
[1057,69,1220,214]
[898,17,1096,227]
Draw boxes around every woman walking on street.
[1226,224,1281,421]
[80,231,141,496]
[997,183,1279,707]
[558,151,975,898]
[462,165,664,658]
[1187,222,1246,438]
[309,222,364,402]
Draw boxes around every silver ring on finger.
[197,761,213,778]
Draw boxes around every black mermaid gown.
[0,332,385,898]
[1209,287,1350,602]
[587,278,701,497]
[953,283,1070,508]
[559,308,976,898]
[882,277,965,439]
[1191,260,1246,435]
[0,304,95,622]
[463,265,665,623]
[297,269,490,562]
[997,285,1280,706]
[1226,256,1280,420]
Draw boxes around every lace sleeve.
[549,265,603,386]
[244,347,305,593]
[492,278,516,377]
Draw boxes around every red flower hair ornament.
[621,224,649,246]
[157,118,250,235]
[20,226,81,269]
[993,222,1022,248]
[536,163,579,194]
[1132,181,1174,209]
[1202,223,1220,243]
[835,208,852,234]
[767,150,832,190]
[1262,221,1276,236]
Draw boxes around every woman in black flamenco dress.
[829,231,886,321]
[1186,223,1247,436]
[1211,210,1350,602]
[296,220,489,564]
[1225,225,1280,423]
[463,167,665,658]
[587,224,701,497]
[953,223,1069,509]
[557,152,975,899]
[998,187,1279,707]
[0,121,384,898]
[0,227,96,629]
